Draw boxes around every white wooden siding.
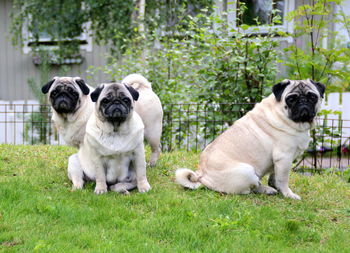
[0,0,109,101]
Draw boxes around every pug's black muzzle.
[291,104,316,123]
[104,103,129,123]
[52,93,78,114]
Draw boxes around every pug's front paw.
[72,184,83,191]
[138,181,151,193]
[282,188,301,200]
[94,185,108,195]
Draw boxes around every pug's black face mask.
[285,91,318,123]
[50,85,80,114]
[99,92,132,124]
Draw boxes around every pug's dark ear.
[124,84,139,101]
[41,79,55,94]
[272,80,291,102]
[90,85,104,102]
[75,78,90,95]
[309,79,325,98]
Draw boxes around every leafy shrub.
[91,6,281,149]
[98,6,280,104]
[281,0,350,168]
[283,0,350,92]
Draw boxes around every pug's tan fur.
[69,83,151,194]
[176,79,324,200]
[122,74,163,166]
[44,76,94,148]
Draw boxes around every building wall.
[0,0,109,102]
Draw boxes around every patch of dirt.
[1,241,21,247]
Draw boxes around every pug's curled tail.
[122,73,152,90]
[175,169,202,190]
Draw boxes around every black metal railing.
[1,103,349,171]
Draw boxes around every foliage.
[99,5,280,104]
[11,0,85,59]
[1,144,350,251]
[10,0,213,57]
[193,5,281,105]
[94,4,280,145]
[283,0,350,92]
[282,0,350,166]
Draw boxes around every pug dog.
[68,82,151,194]
[176,79,325,200]
[122,74,163,166]
[41,76,94,148]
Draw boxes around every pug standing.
[176,79,325,200]
[41,77,94,148]
[68,82,151,194]
[122,74,163,166]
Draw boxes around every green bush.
[98,5,280,105]
[283,0,350,92]
[91,6,281,149]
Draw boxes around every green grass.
[0,144,350,252]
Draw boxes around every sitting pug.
[68,82,151,194]
[43,74,163,167]
[176,79,325,200]
[41,76,94,148]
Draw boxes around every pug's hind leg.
[145,129,161,167]
[110,181,137,194]
[199,163,259,194]
[68,153,85,190]
[253,183,278,195]
[149,143,161,167]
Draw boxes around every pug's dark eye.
[286,95,298,105]
[122,98,130,104]
[67,87,74,93]
[307,93,318,102]
[51,90,58,97]
[101,98,109,104]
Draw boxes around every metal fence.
[1,103,350,170]
[0,104,61,145]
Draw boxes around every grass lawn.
[0,144,349,252]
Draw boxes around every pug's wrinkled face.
[91,83,139,124]
[42,77,90,114]
[273,79,325,123]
